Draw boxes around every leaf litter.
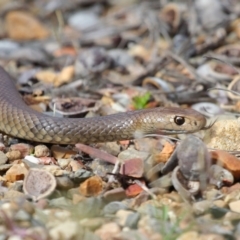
[0,0,240,239]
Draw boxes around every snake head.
[138,107,207,136]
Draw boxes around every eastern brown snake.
[0,66,207,144]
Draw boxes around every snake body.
[0,66,206,144]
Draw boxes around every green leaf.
[132,92,151,110]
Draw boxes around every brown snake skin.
[0,66,207,144]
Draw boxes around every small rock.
[43,165,65,176]
[103,188,127,202]
[79,218,104,230]
[116,210,134,227]
[199,234,225,240]
[49,197,72,208]
[103,201,128,215]
[213,200,226,208]
[0,142,6,151]
[74,197,104,218]
[5,163,29,182]
[56,176,74,190]
[39,157,56,165]
[120,158,144,178]
[224,211,240,222]
[69,169,93,183]
[0,151,8,165]
[67,187,81,199]
[51,145,77,159]
[4,190,26,200]
[95,222,121,240]
[118,147,150,161]
[6,150,22,161]
[9,181,23,192]
[224,189,240,204]
[49,220,81,240]
[88,159,114,177]
[177,231,199,240]
[125,212,140,229]
[204,116,240,151]
[9,143,33,158]
[34,145,50,157]
[192,200,213,215]
[72,193,85,204]
[229,200,240,213]
[0,163,12,171]
[69,160,83,171]
[14,209,31,221]
[24,156,40,165]
[96,142,121,156]
[79,176,103,197]
[58,159,71,169]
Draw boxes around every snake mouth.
[159,129,190,134]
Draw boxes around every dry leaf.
[23,168,56,201]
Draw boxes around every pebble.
[58,158,71,169]
[0,151,8,165]
[51,145,77,159]
[118,147,150,161]
[229,200,240,213]
[9,143,33,157]
[103,188,127,202]
[200,234,225,240]
[72,194,86,204]
[224,189,240,204]
[24,156,40,165]
[213,200,226,208]
[116,209,135,227]
[204,116,240,151]
[4,190,26,200]
[95,222,121,240]
[67,186,80,198]
[69,160,83,171]
[79,176,103,197]
[124,212,140,229]
[56,176,74,190]
[96,142,121,156]
[79,218,104,230]
[34,145,50,157]
[43,165,66,176]
[69,169,93,184]
[103,201,128,215]
[6,150,22,161]
[177,231,199,240]
[14,209,31,221]
[49,220,80,240]
[5,163,29,182]
[0,164,12,171]
[0,142,6,152]
[192,200,213,215]
[49,197,72,208]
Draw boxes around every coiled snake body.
[0,67,206,144]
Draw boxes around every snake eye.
[174,116,185,125]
